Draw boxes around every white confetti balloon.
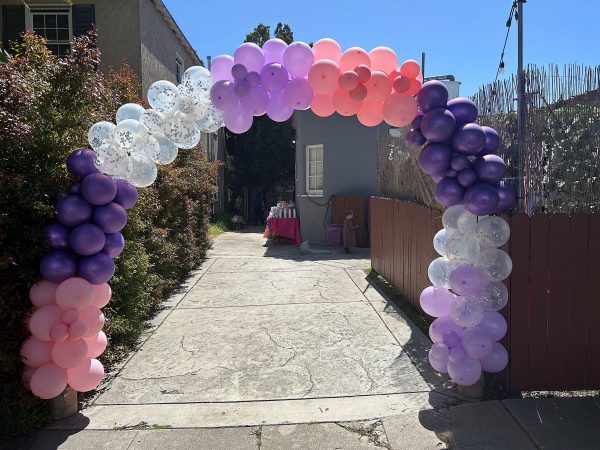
[162,112,197,146]
[428,257,456,288]
[191,98,211,123]
[445,233,480,264]
[456,210,479,234]
[476,216,510,248]
[153,134,178,165]
[180,66,212,101]
[478,248,512,281]
[114,119,147,150]
[433,229,451,256]
[116,103,145,123]
[442,204,467,230]
[88,121,115,151]
[148,80,180,114]
[130,134,160,161]
[485,281,509,311]
[177,92,196,115]
[93,140,129,177]
[140,109,165,134]
[449,295,484,327]
[125,155,157,188]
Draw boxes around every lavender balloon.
[78,252,115,285]
[266,91,294,122]
[262,38,288,65]
[463,182,500,216]
[210,54,234,82]
[245,71,261,87]
[447,97,478,125]
[420,108,456,142]
[45,222,70,250]
[282,41,314,78]
[231,63,248,81]
[461,326,494,359]
[283,77,314,110]
[479,311,507,341]
[418,142,453,175]
[419,286,454,317]
[92,202,127,233]
[67,148,97,178]
[234,42,265,74]
[417,80,449,113]
[81,173,117,206]
[429,316,464,343]
[210,80,238,112]
[479,342,508,373]
[240,85,269,116]
[434,177,465,206]
[428,350,448,373]
[223,103,253,134]
[452,123,487,155]
[103,232,125,258]
[69,223,106,256]
[449,265,487,296]
[443,330,461,348]
[448,357,482,386]
[114,179,138,209]
[40,251,77,283]
[56,195,92,227]
[260,63,290,93]
[476,155,507,184]
[233,79,251,98]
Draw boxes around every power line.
[495,1,518,83]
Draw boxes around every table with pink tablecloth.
[265,217,302,247]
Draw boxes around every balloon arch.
[22,38,516,399]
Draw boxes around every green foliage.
[0,31,217,436]
[209,212,233,236]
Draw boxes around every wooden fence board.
[586,214,600,387]
[393,201,402,291]
[497,215,512,390]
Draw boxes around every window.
[176,54,184,84]
[306,144,324,196]
[29,9,71,57]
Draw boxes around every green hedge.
[0,31,217,435]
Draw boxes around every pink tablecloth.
[265,217,302,247]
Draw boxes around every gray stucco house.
[0,0,201,94]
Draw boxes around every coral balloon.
[67,358,104,392]
[382,93,417,127]
[21,338,53,368]
[406,78,422,96]
[83,331,108,358]
[312,38,342,63]
[29,280,58,308]
[338,71,359,91]
[349,84,368,102]
[80,306,106,337]
[30,364,67,399]
[311,93,336,117]
[365,71,392,102]
[308,59,340,95]
[339,47,371,73]
[369,47,398,75]
[29,305,63,341]
[52,338,88,369]
[332,88,361,116]
[393,76,410,94]
[399,59,421,78]
[355,65,371,83]
[357,101,384,127]
[55,277,94,310]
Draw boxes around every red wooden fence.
[331,195,369,247]
[370,196,600,392]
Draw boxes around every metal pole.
[517,0,525,210]
[421,52,426,78]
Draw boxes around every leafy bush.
[0,31,217,435]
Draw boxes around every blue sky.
[164,0,599,96]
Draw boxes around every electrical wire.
[495,1,518,83]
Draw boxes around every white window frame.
[26,6,72,57]
[306,144,324,196]
[176,53,184,84]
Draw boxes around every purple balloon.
[420,108,456,142]
[283,77,314,110]
[69,223,106,256]
[240,85,269,116]
[461,326,494,360]
[420,286,453,317]
[233,79,250,97]
[282,41,314,78]
[447,97,478,125]
[452,123,487,155]
[476,154,506,185]
[480,342,508,373]
[245,71,261,87]
[445,169,458,178]
[479,311,508,341]
[45,222,70,250]
[418,142,453,175]
[432,174,445,184]
[210,80,238,112]
[434,177,465,206]
[266,90,294,122]
[457,168,478,188]
[429,316,464,343]
[449,265,486,296]
[406,129,426,146]
[231,63,248,81]
[260,63,290,93]
[448,357,482,386]
[463,182,500,216]
[234,42,265,74]
[78,252,115,285]
[448,344,466,363]
[103,232,125,258]
[114,179,138,209]
[496,182,517,213]
[56,195,92,227]
[66,148,97,178]
[81,173,117,206]
[443,330,461,348]
[39,251,77,283]
[411,110,424,130]
[223,103,253,134]
[450,154,469,172]
[417,80,449,113]
[92,202,127,233]
[210,54,234,82]
[482,126,500,154]
[263,38,288,65]
[68,183,81,195]
[428,351,448,373]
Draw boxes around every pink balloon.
[30,363,67,399]
[21,337,53,367]
[29,280,58,307]
[407,78,422,96]
[480,342,508,373]
[332,88,361,116]
[91,283,111,309]
[210,54,234,82]
[55,277,94,310]
[400,59,421,78]
[79,306,105,337]
[23,365,36,390]
[393,76,411,94]
[62,308,80,325]
[240,85,269,116]
[355,65,371,83]
[310,93,336,117]
[383,93,418,127]
[234,42,264,74]
[338,70,359,91]
[283,77,314,110]
[29,305,63,341]
[447,357,482,386]
[283,41,314,78]
[357,100,384,127]
[266,91,294,122]
[365,71,392,102]
[52,338,88,369]
[83,331,108,358]
[339,47,371,73]
[69,320,90,340]
[349,84,368,102]
[223,103,253,134]
[50,323,69,342]
[67,358,104,392]
[312,38,342,63]
[369,46,398,75]
[308,59,340,94]
[262,38,287,65]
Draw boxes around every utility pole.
[516,0,526,210]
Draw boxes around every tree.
[225,23,296,210]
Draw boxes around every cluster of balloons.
[308,38,422,127]
[407,81,517,216]
[420,205,512,386]
[89,65,224,187]
[22,149,138,399]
